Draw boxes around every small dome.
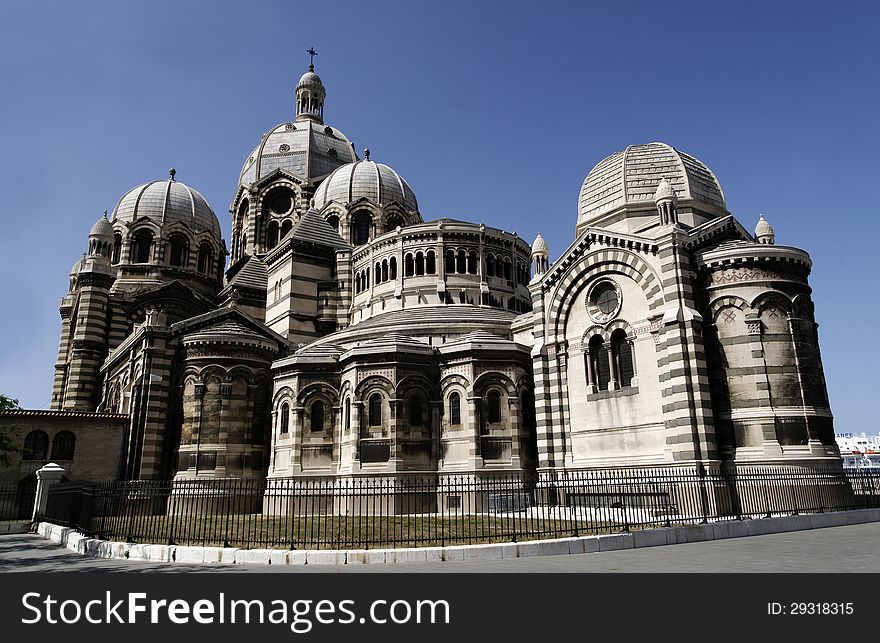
[755,214,773,236]
[578,142,726,227]
[531,232,548,255]
[313,158,419,213]
[70,256,84,276]
[111,171,221,238]
[297,68,323,89]
[653,177,677,203]
[755,214,775,244]
[89,212,114,239]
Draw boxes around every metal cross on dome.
[307,47,317,66]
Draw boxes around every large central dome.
[238,120,357,188]
[237,64,358,189]
[578,142,727,229]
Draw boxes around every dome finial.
[364,147,371,161]
[169,167,176,181]
[755,213,775,245]
[295,51,326,124]
[531,233,549,278]
[102,209,108,220]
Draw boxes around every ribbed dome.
[238,120,357,188]
[112,173,220,238]
[531,233,548,254]
[578,142,726,226]
[70,256,84,276]
[312,159,418,213]
[297,69,323,89]
[755,215,773,237]
[89,212,114,239]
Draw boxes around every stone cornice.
[540,228,659,290]
[695,244,812,271]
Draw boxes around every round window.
[269,193,292,215]
[586,280,621,322]
[594,285,618,315]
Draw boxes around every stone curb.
[35,508,880,567]
[0,521,31,535]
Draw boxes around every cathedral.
[25,60,839,487]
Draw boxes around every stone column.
[32,463,66,522]
[584,348,596,393]
[606,344,618,390]
[430,401,443,468]
[467,394,481,467]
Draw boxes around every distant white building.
[836,433,880,470]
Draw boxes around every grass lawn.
[89,513,623,550]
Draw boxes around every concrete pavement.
[2,521,878,573]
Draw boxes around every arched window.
[168,235,188,267]
[280,403,290,434]
[390,257,397,280]
[467,250,478,274]
[381,259,388,282]
[488,390,502,424]
[445,249,456,274]
[280,219,293,239]
[266,220,280,250]
[51,431,76,460]
[22,430,48,460]
[404,254,414,277]
[456,249,466,274]
[131,230,153,263]
[365,267,370,288]
[503,259,512,281]
[310,401,325,432]
[344,398,351,432]
[408,397,423,426]
[385,214,402,233]
[355,272,362,293]
[426,250,436,274]
[589,335,611,392]
[611,329,635,387]
[449,393,461,426]
[486,254,495,277]
[353,212,371,245]
[376,262,382,283]
[326,214,339,232]
[369,393,382,427]
[112,233,122,264]
[197,242,214,274]
[415,251,425,276]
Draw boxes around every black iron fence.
[42,465,880,550]
[0,478,36,521]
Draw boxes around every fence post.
[32,462,66,522]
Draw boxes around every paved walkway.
[2,522,878,573]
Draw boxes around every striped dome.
[238,120,357,188]
[312,159,418,213]
[111,173,220,238]
[578,142,726,226]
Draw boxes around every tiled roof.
[227,255,267,291]
[284,209,349,250]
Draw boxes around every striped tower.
[654,227,718,465]
[61,214,115,411]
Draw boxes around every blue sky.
[0,0,877,432]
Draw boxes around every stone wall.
[0,410,127,485]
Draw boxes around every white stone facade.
[43,64,839,484]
